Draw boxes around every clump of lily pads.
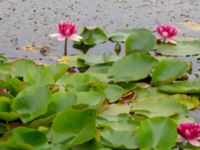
[0,22,200,150]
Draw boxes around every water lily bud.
[114,42,121,55]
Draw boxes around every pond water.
[0,0,200,61]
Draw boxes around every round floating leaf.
[24,68,54,86]
[104,85,124,103]
[87,66,111,83]
[46,63,68,81]
[101,104,131,117]
[47,91,76,115]
[131,99,187,118]
[100,129,138,149]
[76,91,105,108]
[80,27,108,45]
[156,37,200,56]
[12,86,51,123]
[0,63,11,79]
[99,119,139,149]
[80,52,121,66]
[12,127,49,150]
[108,53,158,82]
[172,94,200,110]
[11,59,42,78]
[2,78,27,96]
[151,59,189,85]
[0,97,12,112]
[0,97,19,121]
[65,73,101,92]
[138,117,177,150]
[158,80,200,94]
[125,29,156,55]
[108,29,136,42]
[51,108,96,147]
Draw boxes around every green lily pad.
[125,29,156,55]
[51,108,96,147]
[138,117,177,150]
[99,119,139,149]
[80,27,108,45]
[108,53,158,82]
[47,91,77,115]
[24,68,54,86]
[0,63,11,79]
[87,66,111,83]
[108,29,136,42]
[101,104,131,117]
[65,73,101,92]
[131,99,187,118]
[151,59,189,85]
[156,37,200,56]
[75,91,105,108]
[11,59,42,78]
[159,80,200,94]
[12,86,51,123]
[12,127,49,150]
[135,87,199,110]
[46,64,68,81]
[80,52,120,66]
[2,78,27,96]
[100,128,138,149]
[104,85,124,103]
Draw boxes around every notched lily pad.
[155,37,200,56]
[151,59,189,85]
[108,53,158,82]
[78,26,108,46]
[12,86,51,123]
[51,108,96,147]
[158,80,200,94]
[138,117,177,150]
[125,29,156,54]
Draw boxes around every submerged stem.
[64,39,67,56]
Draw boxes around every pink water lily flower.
[177,122,200,146]
[156,24,179,44]
[50,21,82,42]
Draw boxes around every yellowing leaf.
[184,21,200,31]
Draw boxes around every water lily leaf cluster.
[0,52,199,150]
[0,26,200,149]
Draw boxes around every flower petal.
[189,140,200,147]
[49,33,60,39]
[69,34,83,42]
[167,38,177,45]
[58,36,66,41]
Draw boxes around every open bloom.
[177,122,200,146]
[50,21,82,41]
[156,24,179,44]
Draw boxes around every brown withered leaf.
[184,21,200,31]
[98,99,109,113]
[118,90,136,104]
[21,43,40,51]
